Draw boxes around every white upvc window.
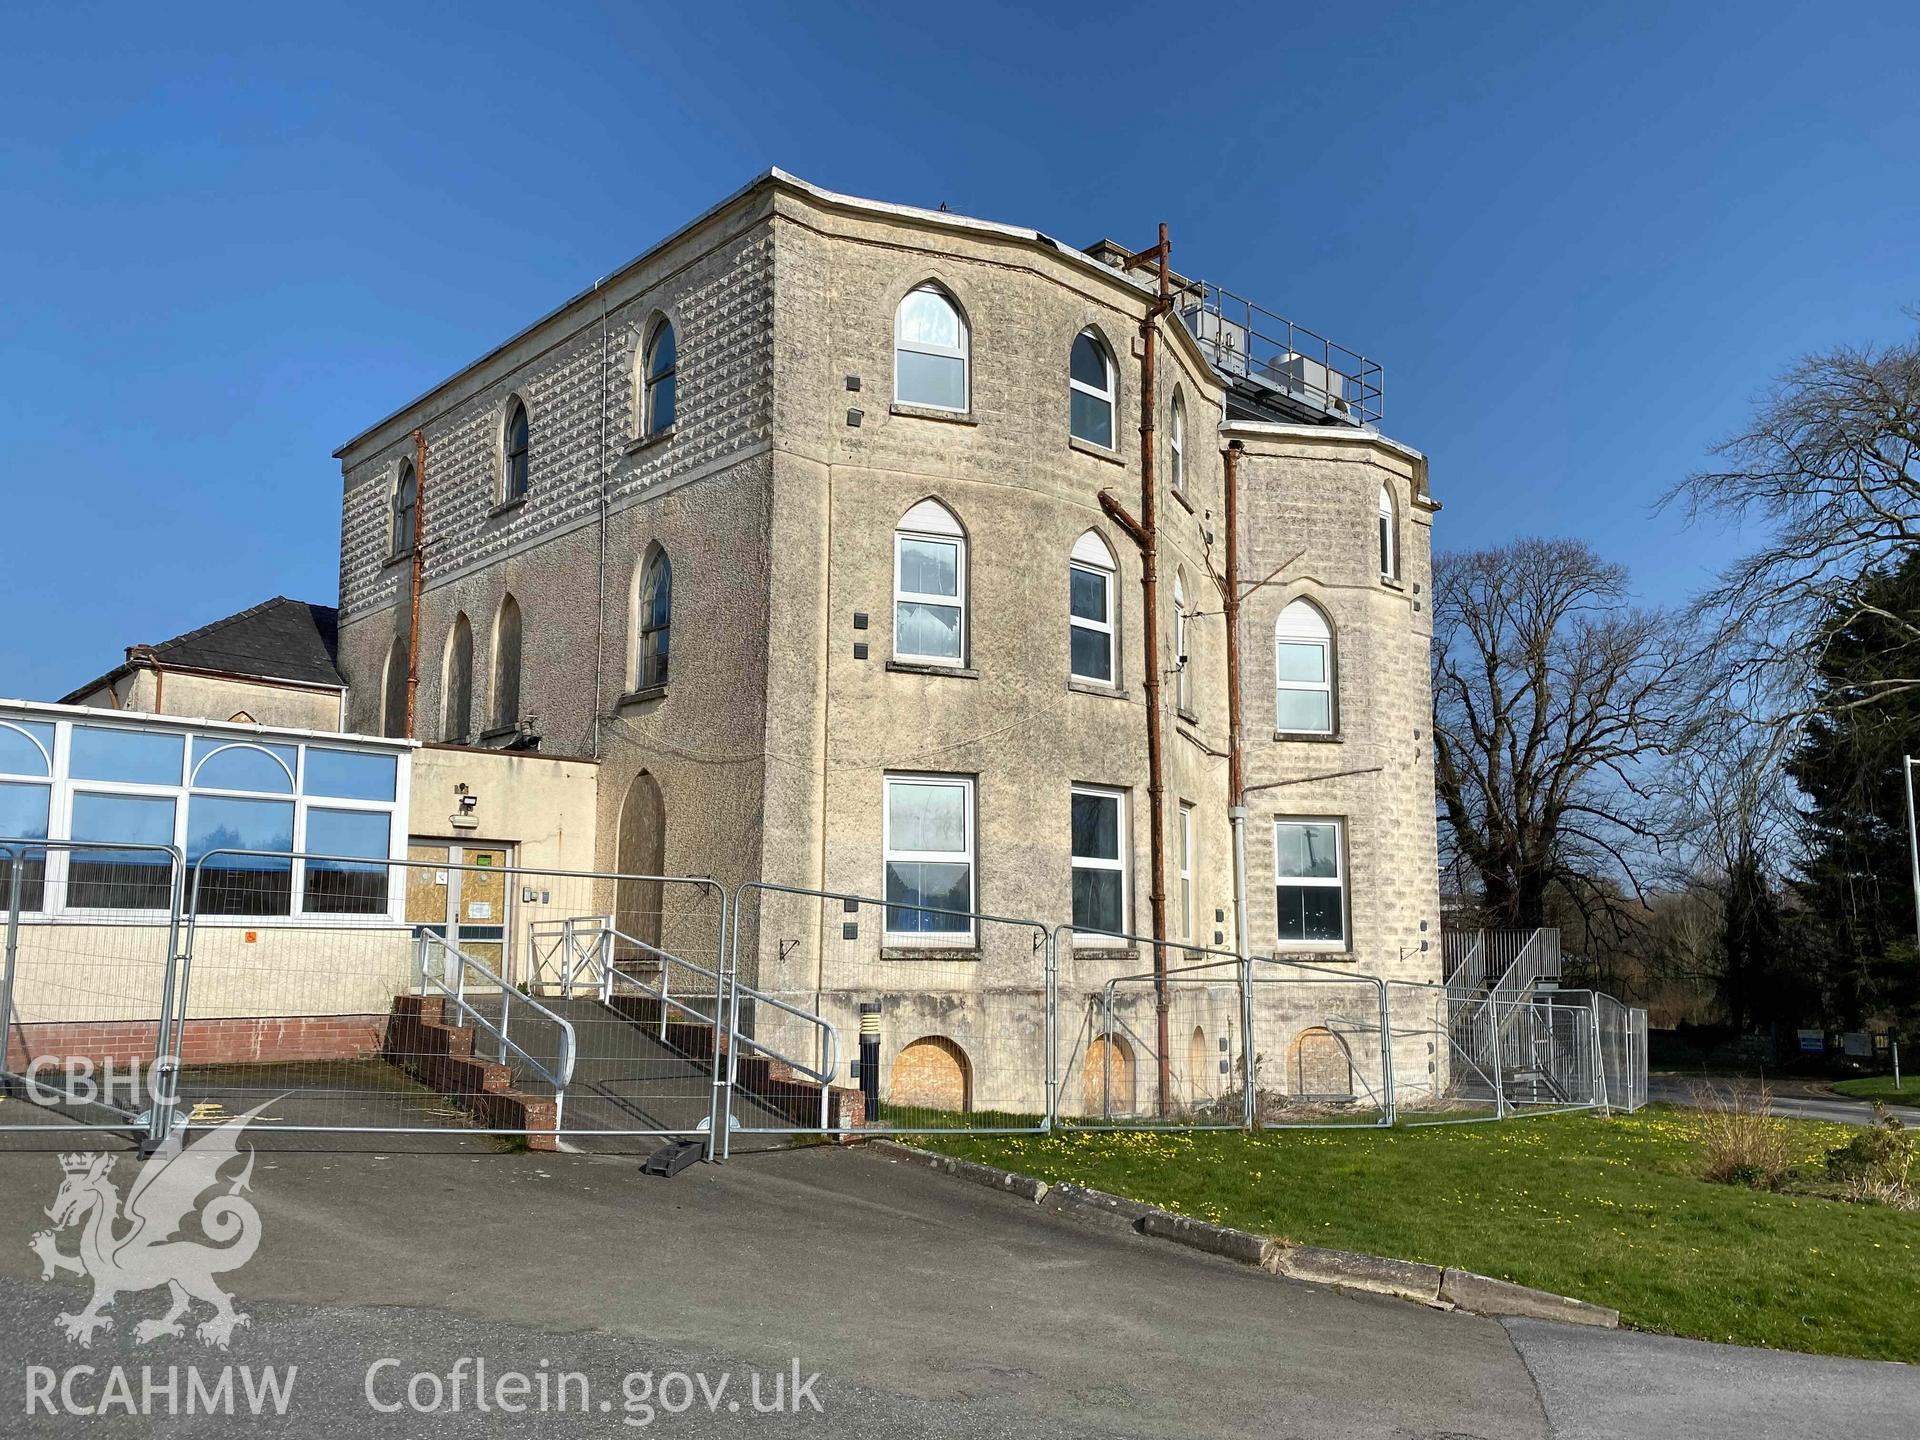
[1069,329,1116,448]
[894,285,969,411]
[0,710,406,923]
[1070,784,1127,942]
[893,499,967,666]
[1178,801,1194,941]
[1070,530,1117,684]
[1378,483,1397,580]
[1274,817,1346,947]
[882,774,975,944]
[1275,599,1335,735]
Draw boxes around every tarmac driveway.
[0,1138,1910,1437]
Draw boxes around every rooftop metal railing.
[1179,280,1384,425]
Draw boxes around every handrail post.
[498,975,511,1068]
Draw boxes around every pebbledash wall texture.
[331,170,1440,1116]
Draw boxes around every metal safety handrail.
[415,930,576,1130]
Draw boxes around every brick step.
[383,993,560,1150]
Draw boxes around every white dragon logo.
[27,1101,269,1348]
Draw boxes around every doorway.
[407,840,515,982]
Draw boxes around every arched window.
[391,460,416,557]
[1378,483,1398,579]
[503,399,529,502]
[893,499,967,666]
[491,594,522,733]
[894,285,968,411]
[634,547,672,691]
[643,319,676,436]
[1069,329,1116,447]
[1275,600,1335,735]
[442,613,472,743]
[1170,389,1186,493]
[1069,530,1117,684]
[1173,570,1192,713]
[380,636,409,739]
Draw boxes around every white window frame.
[893,501,968,667]
[1069,531,1117,684]
[1069,329,1116,448]
[893,285,969,412]
[1070,783,1128,945]
[1274,600,1335,736]
[1178,801,1194,941]
[0,710,409,925]
[1170,391,1186,493]
[881,773,975,946]
[1273,816,1346,949]
[1378,483,1397,580]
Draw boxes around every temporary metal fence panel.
[1052,926,1394,1131]
[716,882,1051,1149]
[1592,993,1649,1113]
[0,838,187,1145]
[171,850,729,1148]
[1245,957,1395,1128]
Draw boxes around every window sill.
[1170,487,1195,515]
[1176,705,1199,725]
[880,946,981,961]
[624,426,676,456]
[1069,944,1139,958]
[1069,436,1126,466]
[1274,946,1354,961]
[381,550,412,571]
[889,403,978,426]
[1068,678,1129,700]
[1381,575,1406,592]
[1273,730,1343,744]
[618,685,668,708]
[488,495,527,519]
[886,660,979,680]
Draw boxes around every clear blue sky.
[3,1,1915,699]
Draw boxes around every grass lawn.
[911,1107,1920,1362]
[1831,1075,1919,1107]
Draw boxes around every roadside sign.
[1797,1029,1825,1054]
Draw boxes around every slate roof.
[62,597,343,702]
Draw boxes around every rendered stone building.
[324,170,1440,1116]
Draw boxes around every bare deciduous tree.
[1433,538,1692,934]
[1664,321,1920,723]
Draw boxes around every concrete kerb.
[867,1139,1620,1330]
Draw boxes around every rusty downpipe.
[1107,222,1175,1117]
[404,428,427,739]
